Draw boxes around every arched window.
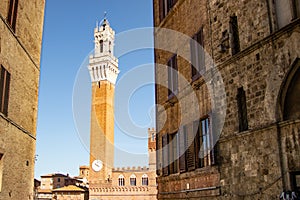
[130,174,136,186]
[142,174,148,186]
[118,175,125,186]
[109,41,112,53]
[282,60,300,120]
[100,40,103,53]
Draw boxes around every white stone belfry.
[89,18,119,84]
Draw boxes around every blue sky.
[35,0,154,178]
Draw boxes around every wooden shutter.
[200,119,206,167]
[208,115,218,165]
[190,35,197,78]
[156,132,161,176]
[186,123,195,171]
[0,66,4,113]
[167,58,172,97]
[179,126,186,172]
[7,0,19,31]
[197,28,205,72]
[162,134,169,176]
[168,134,174,174]
[173,132,178,173]
[159,0,165,22]
[172,55,178,94]
[193,120,201,168]
[3,72,10,116]
[0,66,10,116]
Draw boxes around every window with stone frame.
[159,0,178,21]
[141,174,149,186]
[190,27,205,80]
[167,54,178,99]
[229,15,240,55]
[118,175,125,186]
[0,65,11,116]
[7,0,19,32]
[130,174,136,186]
[237,87,248,132]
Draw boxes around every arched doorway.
[279,58,300,121]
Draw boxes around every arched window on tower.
[282,60,300,120]
[130,174,136,186]
[118,175,125,186]
[109,41,112,53]
[142,174,148,186]
[100,40,103,53]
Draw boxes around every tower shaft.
[89,81,115,185]
[88,18,119,196]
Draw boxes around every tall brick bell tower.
[88,17,119,198]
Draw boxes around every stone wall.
[154,0,300,199]
[0,0,45,199]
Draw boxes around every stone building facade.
[88,17,157,200]
[0,0,45,199]
[37,173,87,200]
[153,0,300,199]
[88,128,157,200]
[52,185,89,200]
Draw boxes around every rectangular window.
[0,65,11,116]
[159,0,178,21]
[162,134,169,176]
[237,87,248,132]
[179,126,187,172]
[0,153,3,192]
[194,117,217,168]
[167,54,178,99]
[229,15,240,55]
[191,27,205,80]
[292,0,300,19]
[7,0,19,32]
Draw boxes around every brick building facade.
[88,18,157,200]
[153,0,300,199]
[0,0,45,199]
[88,128,157,200]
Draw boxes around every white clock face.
[92,160,103,172]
